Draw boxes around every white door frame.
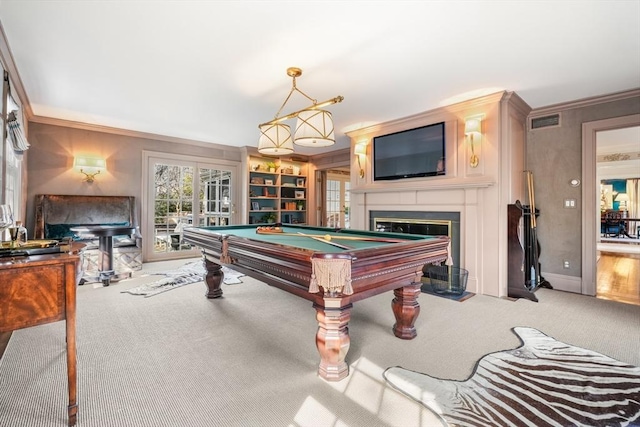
[142,150,240,262]
[581,114,640,295]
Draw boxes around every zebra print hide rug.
[384,327,640,427]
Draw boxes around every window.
[143,151,238,261]
[1,69,24,222]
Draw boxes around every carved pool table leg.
[314,298,352,381]
[391,282,421,339]
[203,258,224,299]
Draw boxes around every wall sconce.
[354,142,367,178]
[74,156,106,183]
[258,67,344,155]
[465,117,482,168]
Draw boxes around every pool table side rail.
[183,227,450,303]
[346,241,449,301]
[183,229,316,300]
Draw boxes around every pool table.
[182,224,449,381]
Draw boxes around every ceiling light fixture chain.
[271,67,316,122]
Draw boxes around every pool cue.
[297,232,354,250]
[256,229,405,243]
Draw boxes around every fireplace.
[370,211,460,269]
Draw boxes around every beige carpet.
[1,259,639,426]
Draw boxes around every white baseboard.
[541,272,582,294]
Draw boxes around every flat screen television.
[373,122,445,181]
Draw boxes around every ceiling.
[597,127,640,155]
[597,126,640,180]
[1,1,639,155]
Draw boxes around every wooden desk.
[0,251,79,426]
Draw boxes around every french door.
[143,151,238,262]
[325,171,350,229]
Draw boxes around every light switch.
[564,199,576,208]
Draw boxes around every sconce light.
[354,142,367,178]
[258,67,344,155]
[465,117,482,168]
[74,156,106,183]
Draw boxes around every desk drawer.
[0,264,65,332]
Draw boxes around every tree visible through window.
[146,154,236,260]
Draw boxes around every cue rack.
[507,171,552,302]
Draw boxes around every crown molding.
[29,114,240,152]
[346,91,510,139]
[530,88,640,115]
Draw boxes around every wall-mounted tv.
[373,122,445,181]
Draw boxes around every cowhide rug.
[384,327,640,427]
[121,261,244,298]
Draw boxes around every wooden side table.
[0,252,79,426]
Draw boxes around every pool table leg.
[391,282,421,339]
[203,258,224,299]
[314,298,352,381]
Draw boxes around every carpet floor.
[1,259,639,426]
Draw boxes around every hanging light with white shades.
[257,67,343,155]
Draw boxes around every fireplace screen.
[374,218,451,238]
[371,211,460,269]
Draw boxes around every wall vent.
[530,113,561,130]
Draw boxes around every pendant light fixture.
[258,123,293,155]
[294,109,335,147]
[258,67,343,155]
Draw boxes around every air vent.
[530,113,561,130]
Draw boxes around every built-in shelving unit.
[248,155,308,225]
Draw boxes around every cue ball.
[324,234,332,241]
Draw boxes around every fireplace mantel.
[346,91,531,298]
[349,176,496,194]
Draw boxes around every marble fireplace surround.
[358,186,492,296]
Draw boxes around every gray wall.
[25,122,242,236]
[527,95,640,277]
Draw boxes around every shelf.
[248,155,309,225]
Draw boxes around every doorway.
[583,115,640,304]
[325,170,351,228]
[314,166,351,228]
[142,151,239,262]
[595,127,640,305]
